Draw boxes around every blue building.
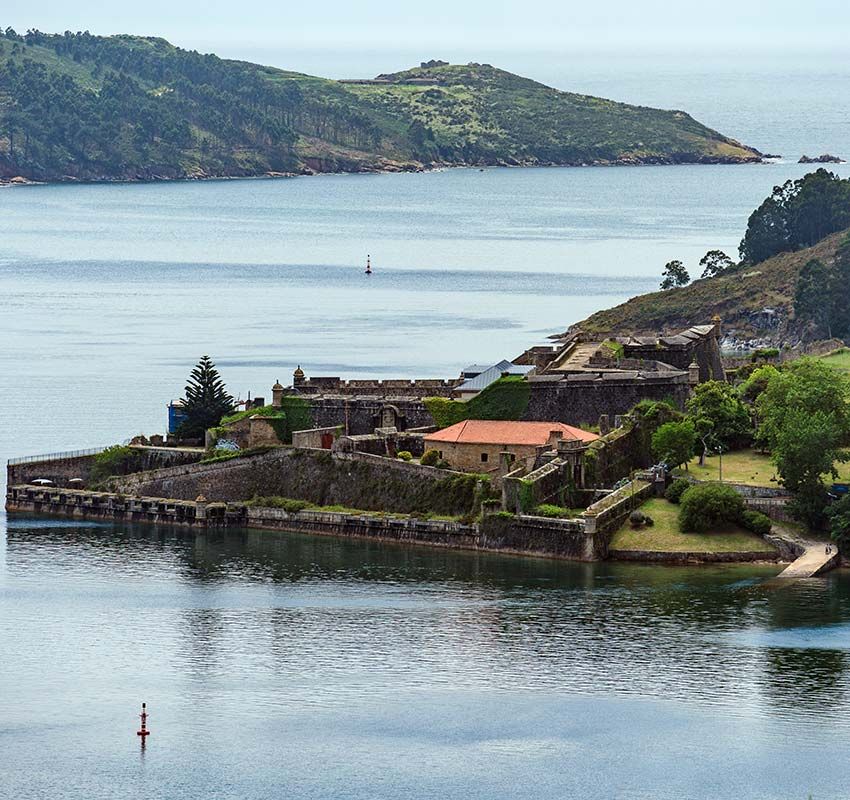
[167,400,188,434]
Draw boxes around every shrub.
[435,459,450,470]
[246,496,313,512]
[643,515,654,527]
[90,445,142,485]
[679,483,745,532]
[665,478,691,504]
[397,450,413,461]
[420,449,440,467]
[751,347,780,362]
[629,510,647,528]
[741,510,772,536]
[534,504,577,519]
[199,445,275,464]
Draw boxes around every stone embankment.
[7,446,799,566]
[4,445,658,562]
[5,484,607,562]
[607,549,780,565]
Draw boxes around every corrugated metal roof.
[456,361,532,392]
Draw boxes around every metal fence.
[7,447,108,466]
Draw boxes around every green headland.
[0,31,762,183]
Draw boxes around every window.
[481,452,489,463]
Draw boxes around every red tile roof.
[424,419,598,446]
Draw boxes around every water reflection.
[5,520,850,730]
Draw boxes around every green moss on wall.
[424,376,532,429]
[423,397,470,428]
[518,479,535,514]
[278,397,312,442]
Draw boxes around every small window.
[509,454,516,462]
[438,451,443,459]
[481,452,489,463]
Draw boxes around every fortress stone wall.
[110,448,489,517]
[523,372,690,427]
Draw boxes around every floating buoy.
[137,702,150,741]
[365,254,372,275]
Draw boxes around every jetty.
[777,543,841,578]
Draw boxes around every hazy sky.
[3,1,847,78]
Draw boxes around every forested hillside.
[0,29,762,182]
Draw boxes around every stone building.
[424,419,598,475]
[272,319,723,437]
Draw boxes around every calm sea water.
[4,62,850,799]
[4,521,850,799]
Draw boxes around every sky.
[2,0,848,79]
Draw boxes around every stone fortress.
[9,315,797,567]
[275,318,726,436]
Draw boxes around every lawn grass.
[817,347,850,374]
[609,498,776,554]
[676,449,850,486]
[677,450,780,487]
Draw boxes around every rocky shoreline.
[0,152,768,187]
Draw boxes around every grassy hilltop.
[0,31,762,182]
[581,230,850,340]
[581,170,850,344]
[346,62,760,167]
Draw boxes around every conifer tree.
[179,355,234,438]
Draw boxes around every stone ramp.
[777,544,841,578]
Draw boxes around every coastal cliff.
[0,31,762,183]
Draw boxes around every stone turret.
[712,314,722,339]
[293,365,305,388]
[688,359,700,386]
[272,379,284,408]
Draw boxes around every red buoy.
[137,702,150,739]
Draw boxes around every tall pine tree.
[179,356,234,438]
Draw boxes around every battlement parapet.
[288,377,461,398]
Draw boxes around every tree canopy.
[651,421,697,469]
[755,357,850,451]
[773,408,847,528]
[736,358,850,528]
[660,260,690,290]
[739,169,850,264]
[792,238,850,340]
[793,258,837,339]
[686,381,752,453]
[699,250,734,279]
